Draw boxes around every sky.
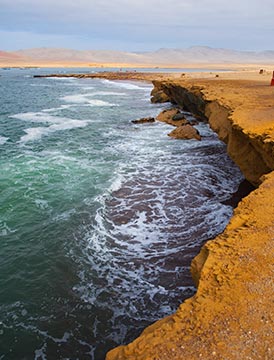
[0,0,273,52]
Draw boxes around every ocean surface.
[0,68,244,359]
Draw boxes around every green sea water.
[0,68,244,359]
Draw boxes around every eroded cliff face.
[106,79,274,360]
[152,79,274,186]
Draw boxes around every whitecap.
[10,112,90,126]
[61,93,117,106]
[52,209,76,222]
[0,136,9,145]
[86,99,117,106]
[10,112,64,124]
[42,105,73,113]
[101,79,151,90]
[19,118,89,143]
[81,86,95,90]
[49,119,90,131]
[20,127,50,142]
[84,91,127,96]
[35,199,49,210]
[61,94,91,104]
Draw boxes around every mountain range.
[1,46,274,66]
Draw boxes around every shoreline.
[32,69,274,358]
[1,60,274,72]
[102,73,274,359]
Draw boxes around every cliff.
[106,78,274,359]
[151,79,274,186]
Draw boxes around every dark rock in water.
[157,108,180,121]
[156,108,189,127]
[172,112,200,125]
[131,117,155,124]
[168,124,201,140]
[189,118,199,125]
[172,113,187,121]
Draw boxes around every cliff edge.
[107,78,274,360]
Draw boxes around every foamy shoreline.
[102,71,274,359]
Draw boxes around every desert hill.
[1,46,274,67]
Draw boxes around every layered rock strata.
[106,78,274,360]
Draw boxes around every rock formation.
[156,108,190,127]
[151,86,170,103]
[106,77,274,360]
[168,124,201,140]
[131,117,155,124]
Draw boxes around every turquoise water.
[0,68,243,359]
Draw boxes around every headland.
[34,69,274,359]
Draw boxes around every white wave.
[101,79,151,90]
[61,94,89,104]
[0,136,9,145]
[61,93,117,106]
[49,119,90,131]
[87,99,117,106]
[20,127,49,142]
[52,208,76,222]
[84,91,127,96]
[13,111,90,143]
[10,112,64,124]
[81,86,95,90]
[42,105,73,113]
[10,112,90,126]
[30,84,52,87]
[109,174,124,193]
[35,199,49,210]
[19,119,89,143]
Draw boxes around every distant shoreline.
[1,61,274,72]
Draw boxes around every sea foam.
[0,136,9,145]
[61,93,117,106]
[10,111,90,143]
[101,79,150,90]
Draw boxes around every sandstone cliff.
[106,78,274,360]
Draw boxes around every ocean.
[0,68,244,359]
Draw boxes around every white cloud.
[0,0,273,50]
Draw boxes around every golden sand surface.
[0,59,274,72]
[105,73,274,359]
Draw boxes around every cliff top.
[165,76,274,141]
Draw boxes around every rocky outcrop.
[151,86,170,103]
[156,108,190,127]
[168,124,201,140]
[131,117,155,124]
[152,79,274,186]
[152,80,208,120]
[106,78,274,360]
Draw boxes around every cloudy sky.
[0,0,273,51]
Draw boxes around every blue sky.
[0,0,273,51]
